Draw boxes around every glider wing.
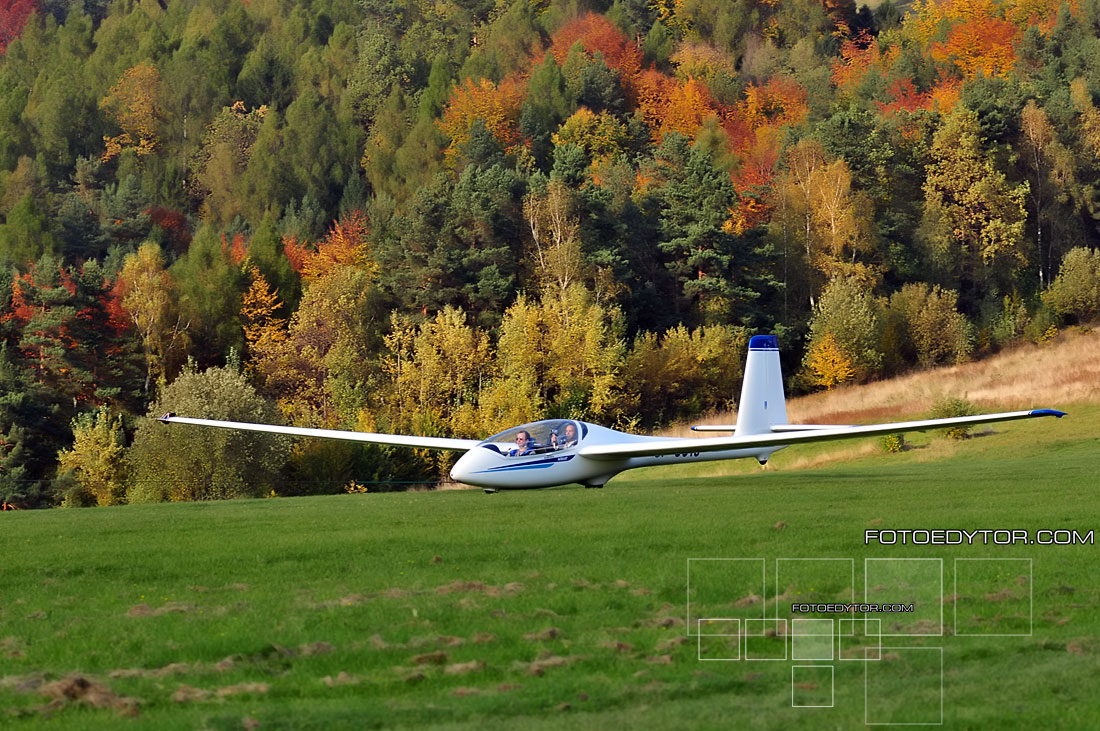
[579,409,1065,461]
[158,415,480,451]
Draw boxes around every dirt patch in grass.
[110,662,191,679]
[599,641,633,653]
[656,636,689,651]
[452,686,482,696]
[297,641,335,656]
[311,594,371,609]
[39,675,140,716]
[646,654,673,665]
[127,602,196,617]
[412,651,449,665]
[525,655,584,676]
[171,685,211,703]
[733,593,762,608]
[322,672,359,687]
[216,682,270,697]
[1,636,26,659]
[524,627,562,641]
[472,632,496,644]
[444,660,485,675]
[435,581,524,597]
[637,616,683,629]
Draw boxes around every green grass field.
[2,407,1098,729]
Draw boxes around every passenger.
[508,430,536,456]
[560,422,579,448]
[548,430,560,450]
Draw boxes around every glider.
[159,335,1064,492]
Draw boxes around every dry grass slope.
[688,328,1100,432]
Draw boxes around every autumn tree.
[117,242,190,393]
[380,306,491,441]
[1018,100,1075,287]
[804,332,855,389]
[100,61,163,161]
[919,107,1028,307]
[57,406,127,506]
[241,265,286,365]
[619,323,748,426]
[189,101,267,225]
[252,265,380,427]
[437,76,525,167]
[0,0,35,53]
[523,179,584,299]
[804,277,883,382]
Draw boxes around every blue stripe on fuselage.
[475,454,575,473]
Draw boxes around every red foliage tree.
[146,207,192,256]
[0,0,36,53]
[548,12,643,82]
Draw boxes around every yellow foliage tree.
[804,332,855,390]
[118,242,190,393]
[58,406,127,507]
[242,266,287,365]
[100,61,163,161]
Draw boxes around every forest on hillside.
[2,0,1100,507]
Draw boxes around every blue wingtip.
[1030,409,1067,418]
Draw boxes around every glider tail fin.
[735,335,788,437]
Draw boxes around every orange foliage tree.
[437,76,526,165]
[288,211,374,283]
[931,17,1019,79]
[548,12,643,87]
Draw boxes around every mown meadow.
[2,405,1098,729]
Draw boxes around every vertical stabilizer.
[735,335,788,437]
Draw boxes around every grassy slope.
[2,402,1098,729]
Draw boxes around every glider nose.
[450,450,477,485]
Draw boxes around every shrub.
[885,284,972,368]
[127,362,290,503]
[929,396,977,440]
[1042,247,1100,322]
[805,277,883,382]
[880,433,906,453]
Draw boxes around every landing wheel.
[483,488,499,494]
[584,483,604,489]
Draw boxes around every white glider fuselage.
[449,421,779,489]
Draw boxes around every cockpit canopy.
[479,420,587,456]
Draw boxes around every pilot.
[508,430,535,456]
[560,423,579,448]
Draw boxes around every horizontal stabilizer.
[691,424,850,433]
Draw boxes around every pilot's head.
[563,423,578,441]
[515,431,532,446]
